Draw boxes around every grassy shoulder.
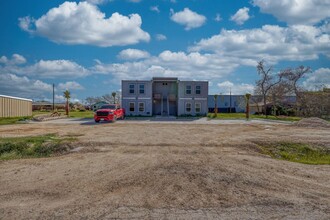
[0,134,77,160]
[258,142,330,165]
[207,113,301,122]
[0,111,94,125]
[68,110,94,118]
[0,116,32,126]
[33,110,94,118]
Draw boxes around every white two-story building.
[121,77,208,116]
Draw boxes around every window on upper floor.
[139,84,145,94]
[129,84,135,94]
[186,85,191,95]
[196,85,201,95]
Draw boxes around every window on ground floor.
[195,103,201,113]
[138,102,145,112]
[129,102,135,112]
[186,102,191,113]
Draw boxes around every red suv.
[94,104,125,123]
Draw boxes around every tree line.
[84,91,121,106]
[254,60,329,118]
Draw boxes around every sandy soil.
[0,120,330,219]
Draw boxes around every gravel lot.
[0,119,329,219]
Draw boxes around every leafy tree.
[63,90,71,116]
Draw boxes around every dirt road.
[0,120,330,219]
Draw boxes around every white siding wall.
[0,95,32,117]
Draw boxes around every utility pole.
[229,87,232,113]
[53,83,55,112]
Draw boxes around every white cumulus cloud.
[24,60,89,79]
[0,74,52,99]
[150,5,160,13]
[92,50,240,81]
[58,81,84,91]
[214,13,222,22]
[19,1,150,47]
[230,7,250,25]
[156,34,167,41]
[252,0,330,25]
[85,0,112,5]
[170,8,206,30]
[0,54,26,65]
[117,49,150,60]
[303,68,330,90]
[217,81,254,95]
[190,25,330,64]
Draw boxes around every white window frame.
[129,102,135,112]
[139,84,145,94]
[195,85,201,95]
[129,84,135,94]
[195,103,201,113]
[186,85,192,95]
[185,102,192,113]
[138,102,145,112]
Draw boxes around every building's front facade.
[122,77,208,116]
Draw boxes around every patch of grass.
[252,115,301,121]
[207,113,246,119]
[0,116,32,125]
[0,134,76,160]
[259,142,330,165]
[207,113,301,122]
[33,110,94,118]
[68,110,94,118]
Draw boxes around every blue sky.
[0,0,329,103]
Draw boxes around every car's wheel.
[113,116,117,122]
[95,120,100,123]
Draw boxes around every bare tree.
[255,60,284,116]
[281,66,311,97]
[85,97,96,106]
[102,94,113,103]
[268,82,290,116]
[281,66,311,115]
[115,91,122,105]
[250,95,263,114]
[299,88,330,118]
